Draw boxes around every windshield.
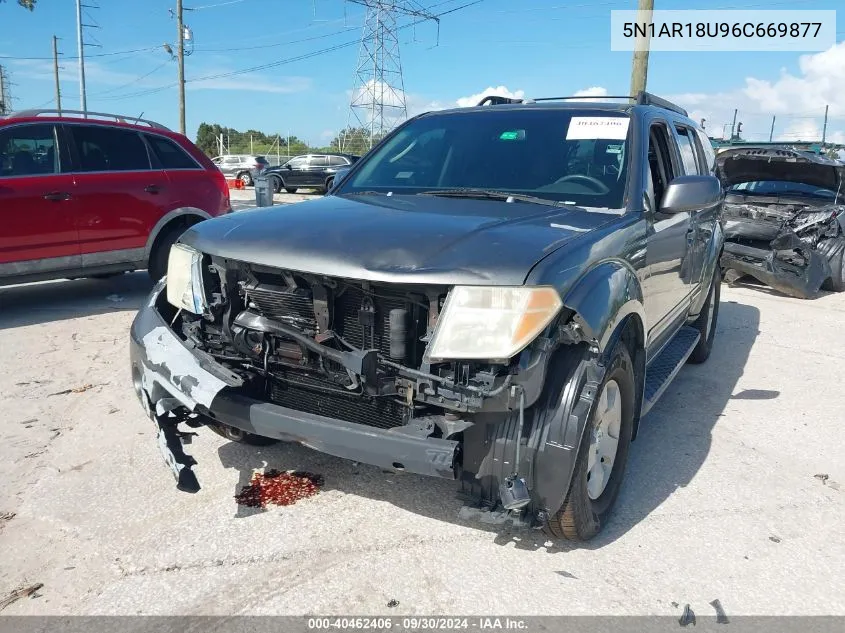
[728,180,839,200]
[337,108,631,208]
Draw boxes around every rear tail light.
[213,170,231,214]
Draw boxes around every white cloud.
[455,86,525,108]
[572,86,608,98]
[669,41,845,143]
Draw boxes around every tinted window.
[340,109,632,208]
[223,157,240,165]
[145,134,198,169]
[311,156,328,167]
[328,155,348,166]
[287,157,308,169]
[0,124,59,178]
[70,125,150,172]
[675,127,700,175]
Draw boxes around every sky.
[1,0,844,147]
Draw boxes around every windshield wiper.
[417,188,559,207]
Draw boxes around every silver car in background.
[210,154,269,186]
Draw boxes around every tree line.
[195,123,379,159]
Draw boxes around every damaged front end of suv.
[718,146,845,298]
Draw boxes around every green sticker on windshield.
[499,130,521,140]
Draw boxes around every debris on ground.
[0,583,44,612]
[814,473,830,484]
[679,604,696,627]
[769,536,782,543]
[106,294,125,303]
[387,599,399,608]
[47,383,106,397]
[234,469,324,508]
[671,601,679,608]
[556,571,577,579]
[0,512,15,530]
[710,599,729,624]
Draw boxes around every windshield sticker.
[395,171,414,179]
[499,130,525,141]
[566,117,630,140]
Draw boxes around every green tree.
[1,0,37,9]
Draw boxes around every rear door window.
[0,124,60,177]
[69,125,150,172]
[328,156,348,166]
[674,126,701,175]
[310,156,328,167]
[145,134,199,169]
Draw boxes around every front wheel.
[688,265,721,364]
[147,225,188,282]
[545,342,636,541]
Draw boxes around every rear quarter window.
[145,134,200,169]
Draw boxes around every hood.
[717,146,845,193]
[179,194,617,286]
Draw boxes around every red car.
[0,109,231,286]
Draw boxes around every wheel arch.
[144,208,211,260]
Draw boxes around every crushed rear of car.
[717,147,845,298]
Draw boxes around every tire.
[147,224,189,282]
[324,177,334,194]
[270,175,283,194]
[688,265,721,364]
[208,422,279,446]
[545,342,636,541]
[818,237,845,292]
[284,187,297,194]
[238,171,253,187]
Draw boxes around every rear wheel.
[147,224,189,282]
[545,342,635,541]
[324,177,334,194]
[688,265,721,364]
[270,175,283,194]
[208,422,280,446]
[238,171,253,187]
[285,187,297,194]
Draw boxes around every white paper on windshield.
[566,117,630,140]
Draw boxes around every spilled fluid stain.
[235,469,325,508]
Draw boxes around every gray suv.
[210,154,269,186]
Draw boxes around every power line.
[89,60,172,97]
[0,46,160,61]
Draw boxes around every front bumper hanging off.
[129,281,460,491]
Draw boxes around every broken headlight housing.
[165,243,207,315]
[425,286,563,362]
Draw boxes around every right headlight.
[425,286,563,362]
[165,243,206,315]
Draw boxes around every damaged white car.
[718,146,845,298]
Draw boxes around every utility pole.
[730,108,738,139]
[629,0,653,96]
[52,36,63,114]
[176,0,186,135]
[0,66,8,115]
[75,0,87,113]
[822,104,829,144]
[769,115,776,142]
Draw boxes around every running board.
[642,326,700,416]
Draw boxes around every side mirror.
[284,164,293,170]
[660,175,722,214]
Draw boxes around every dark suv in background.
[0,109,231,285]
[266,153,359,194]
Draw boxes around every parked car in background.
[718,146,845,298]
[265,153,360,194]
[210,154,269,187]
[0,109,231,285]
[130,91,725,542]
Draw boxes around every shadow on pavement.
[216,299,760,552]
[0,272,152,330]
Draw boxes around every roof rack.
[7,109,170,130]
[475,90,688,117]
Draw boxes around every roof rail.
[7,109,170,130]
[475,91,689,117]
[634,91,688,117]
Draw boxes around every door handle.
[144,184,163,194]
[43,191,71,201]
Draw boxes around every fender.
[690,218,725,317]
[144,207,212,260]
[561,259,647,356]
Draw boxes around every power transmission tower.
[342,0,438,153]
[75,0,101,113]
